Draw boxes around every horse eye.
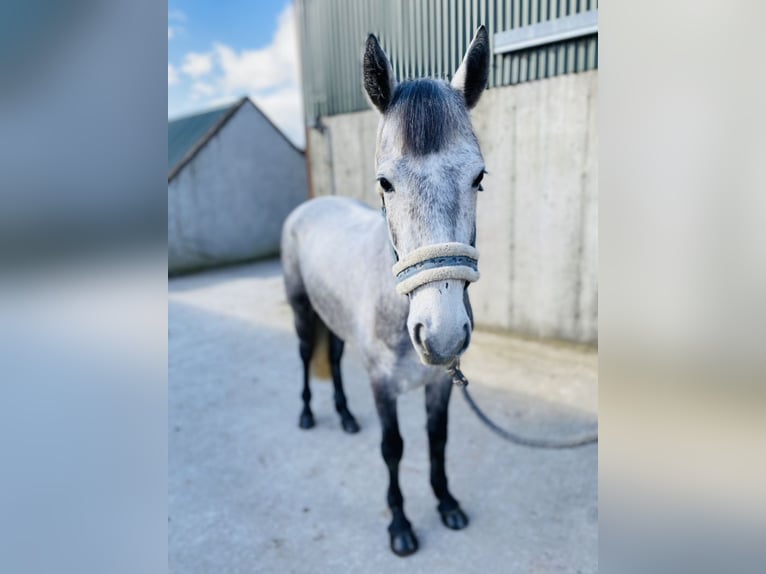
[472,172,484,190]
[378,178,394,193]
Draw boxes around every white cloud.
[168,8,185,40]
[191,82,216,99]
[213,44,290,92]
[181,52,214,78]
[168,9,186,22]
[252,86,304,147]
[168,64,179,87]
[168,4,305,147]
[213,5,299,93]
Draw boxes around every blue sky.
[168,1,304,147]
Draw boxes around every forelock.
[385,79,470,156]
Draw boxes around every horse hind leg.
[328,332,360,433]
[289,292,317,429]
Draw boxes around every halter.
[381,205,480,295]
[392,242,479,294]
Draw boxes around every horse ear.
[363,34,396,113]
[451,25,490,110]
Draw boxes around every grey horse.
[281,26,489,557]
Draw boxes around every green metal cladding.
[296,0,598,121]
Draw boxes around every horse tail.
[311,318,332,381]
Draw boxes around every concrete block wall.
[306,71,597,344]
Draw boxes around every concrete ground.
[169,260,598,574]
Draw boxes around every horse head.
[363,26,490,367]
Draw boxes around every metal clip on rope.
[447,361,469,387]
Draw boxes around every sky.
[168,1,304,148]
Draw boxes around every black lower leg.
[374,385,418,557]
[426,380,469,530]
[329,333,359,433]
[298,340,314,429]
[291,294,315,429]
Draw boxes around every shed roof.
[168,98,244,181]
[168,97,303,182]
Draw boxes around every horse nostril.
[414,323,433,355]
[461,324,471,352]
[414,323,425,347]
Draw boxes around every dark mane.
[387,79,468,156]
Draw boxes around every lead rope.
[447,361,598,449]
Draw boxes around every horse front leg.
[372,383,418,557]
[425,378,469,530]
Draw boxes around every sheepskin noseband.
[392,242,480,295]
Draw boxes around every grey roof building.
[168,97,307,273]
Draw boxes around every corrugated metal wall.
[296,0,598,120]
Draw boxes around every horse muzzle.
[394,242,479,366]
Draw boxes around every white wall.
[169,103,307,272]
[306,71,598,344]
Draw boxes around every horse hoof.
[341,416,360,434]
[390,529,418,557]
[439,505,469,530]
[299,412,315,429]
